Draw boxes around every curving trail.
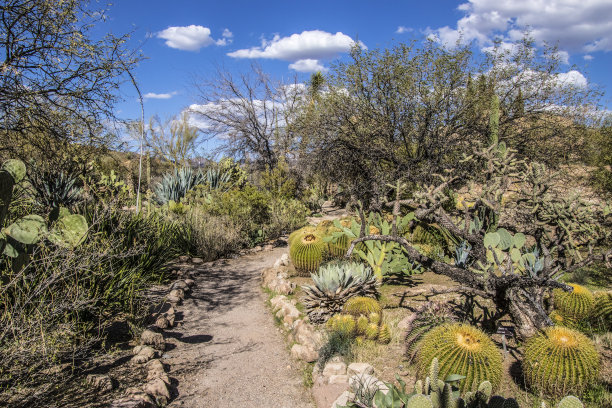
[165,246,314,408]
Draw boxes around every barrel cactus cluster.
[591,291,612,330]
[522,326,600,396]
[326,296,391,344]
[417,323,503,393]
[552,284,595,325]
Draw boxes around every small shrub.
[185,208,245,261]
[317,330,353,367]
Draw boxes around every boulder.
[140,330,165,350]
[132,346,156,364]
[191,257,204,264]
[331,390,353,408]
[145,359,165,380]
[184,278,195,287]
[86,374,115,392]
[290,344,319,362]
[143,377,170,404]
[322,361,347,377]
[328,374,349,385]
[168,288,184,300]
[347,362,374,377]
[154,315,170,330]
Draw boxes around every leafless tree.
[189,64,305,169]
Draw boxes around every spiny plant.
[28,167,83,211]
[288,225,317,246]
[326,314,356,336]
[552,284,595,323]
[523,326,600,397]
[1,159,89,271]
[404,302,457,362]
[343,296,382,317]
[154,167,205,204]
[591,291,612,330]
[289,231,327,275]
[302,261,379,324]
[417,323,503,393]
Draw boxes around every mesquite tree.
[344,141,611,339]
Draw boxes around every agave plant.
[302,261,380,324]
[154,167,204,205]
[28,168,83,211]
[204,167,232,190]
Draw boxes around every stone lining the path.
[110,256,199,408]
[263,254,392,408]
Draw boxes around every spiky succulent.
[523,326,600,396]
[553,284,594,322]
[154,167,204,204]
[417,323,502,393]
[28,169,82,210]
[404,302,457,362]
[288,225,317,246]
[343,296,382,317]
[289,231,327,276]
[302,261,380,324]
[326,314,356,336]
[591,291,612,330]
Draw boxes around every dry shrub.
[186,208,245,261]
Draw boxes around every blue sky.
[104,0,612,139]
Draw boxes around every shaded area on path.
[165,247,314,407]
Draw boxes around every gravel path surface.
[165,246,315,408]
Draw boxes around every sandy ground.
[165,246,315,408]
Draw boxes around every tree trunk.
[505,288,553,339]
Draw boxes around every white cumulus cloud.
[157,25,232,51]
[143,91,178,100]
[430,0,612,57]
[396,26,412,34]
[227,30,364,61]
[288,59,328,73]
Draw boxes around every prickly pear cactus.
[48,214,89,248]
[0,159,26,228]
[523,326,599,396]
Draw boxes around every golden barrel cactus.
[417,323,502,393]
[553,284,594,322]
[289,231,326,275]
[523,326,600,396]
[591,292,612,330]
[343,296,382,318]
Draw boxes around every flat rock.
[191,257,204,264]
[290,344,319,363]
[328,374,349,385]
[322,361,347,377]
[347,362,374,377]
[140,330,165,350]
[331,390,354,408]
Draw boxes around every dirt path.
[165,246,315,408]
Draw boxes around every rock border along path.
[165,246,315,407]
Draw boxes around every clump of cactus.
[552,284,594,323]
[288,225,317,245]
[343,296,382,317]
[289,230,327,275]
[154,167,205,204]
[302,261,379,324]
[1,159,89,270]
[523,326,600,397]
[417,323,503,393]
[591,291,612,330]
[404,302,457,362]
[326,314,356,336]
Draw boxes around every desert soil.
[164,246,315,408]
